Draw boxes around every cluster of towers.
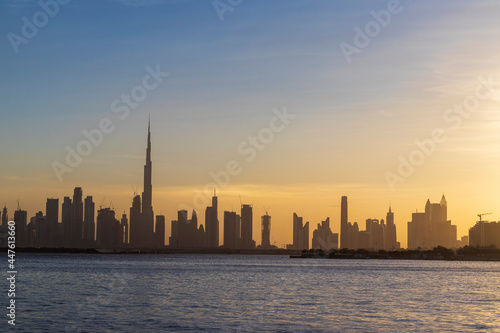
[0,120,473,251]
[0,121,159,249]
[340,196,399,250]
[287,196,399,252]
[169,197,265,250]
[407,195,461,249]
[0,188,131,249]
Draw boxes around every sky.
[1,0,500,248]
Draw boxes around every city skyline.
[0,120,479,249]
[2,1,500,249]
[0,184,474,250]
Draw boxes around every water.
[7,254,500,332]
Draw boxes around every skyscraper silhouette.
[29,211,46,247]
[340,196,348,249]
[205,191,219,248]
[169,209,206,248]
[83,196,95,246]
[240,204,255,249]
[96,208,121,248]
[62,196,72,247]
[46,198,59,247]
[155,215,165,247]
[120,213,129,245]
[292,213,309,250]
[385,205,398,250]
[129,195,141,247]
[2,206,8,230]
[312,217,339,251]
[72,187,84,247]
[469,221,500,248]
[129,120,155,248]
[141,118,155,247]
[223,211,240,249]
[408,195,457,249]
[261,213,271,248]
[14,207,27,247]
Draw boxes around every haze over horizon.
[2,0,500,248]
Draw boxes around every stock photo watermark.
[385,74,500,192]
[339,0,411,64]
[213,0,242,21]
[51,64,169,182]
[7,0,70,54]
[179,106,296,211]
[6,220,17,326]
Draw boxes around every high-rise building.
[177,210,189,247]
[340,196,348,248]
[14,207,27,248]
[469,221,500,248]
[223,211,240,249]
[205,191,219,248]
[169,219,178,248]
[187,210,199,248]
[169,210,201,248]
[408,211,426,249]
[2,206,9,231]
[193,211,205,248]
[197,223,205,248]
[240,204,255,249]
[120,213,129,245]
[312,217,339,251]
[129,120,155,248]
[141,119,155,248]
[407,195,457,249]
[338,197,399,250]
[339,196,361,249]
[155,215,165,247]
[30,211,47,248]
[96,208,121,248]
[363,219,385,250]
[0,206,8,248]
[72,187,84,247]
[62,196,72,247]
[261,214,271,248]
[129,195,142,247]
[385,206,398,250]
[46,198,59,247]
[290,213,309,250]
[83,196,95,246]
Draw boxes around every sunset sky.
[1,0,500,248]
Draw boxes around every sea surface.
[6,253,500,332]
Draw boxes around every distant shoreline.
[2,246,500,261]
[293,253,500,261]
[0,247,300,256]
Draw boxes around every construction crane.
[477,213,492,221]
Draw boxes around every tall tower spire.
[141,118,154,247]
[440,194,447,206]
[146,115,151,164]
